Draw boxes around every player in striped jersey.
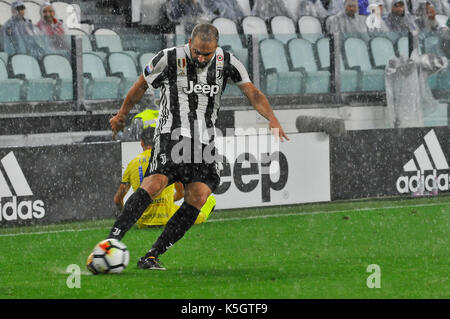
[106,23,288,270]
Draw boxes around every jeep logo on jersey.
[0,151,45,222]
[183,81,220,97]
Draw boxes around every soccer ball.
[86,239,130,274]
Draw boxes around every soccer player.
[114,126,215,227]
[107,23,288,270]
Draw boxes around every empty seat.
[259,38,304,95]
[422,34,450,91]
[343,37,385,91]
[242,16,269,42]
[316,37,359,92]
[94,28,139,63]
[298,16,323,44]
[212,17,248,69]
[0,58,23,102]
[139,52,156,71]
[370,36,396,68]
[42,54,73,100]
[0,1,12,26]
[83,52,121,100]
[23,1,41,24]
[287,38,330,93]
[108,52,139,98]
[10,54,56,101]
[396,36,409,57]
[270,15,298,44]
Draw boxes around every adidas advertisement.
[0,143,121,226]
[330,127,450,200]
[121,132,331,209]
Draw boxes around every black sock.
[146,202,200,258]
[108,188,153,240]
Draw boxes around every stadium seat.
[82,52,121,100]
[23,1,41,24]
[66,29,107,61]
[270,16,298,44]
[10,54,56,101]
[139,52,156,71]
[287,38,330,93]
[298,16,323,44]
[212,17,249,69]
[0,58,23,102]
[259,38,304,95]
[108,52,139,98]
[343,37,385,91]
[94,28,139,63]
[369,36,396,68]
[316,37,358,92]
[0,1,11,27]
[42,54,73,100]
[242,16,269,42]
[396,36,409,57]
[0,52,8,64]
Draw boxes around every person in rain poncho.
[365,1,390,32]
[35,2,69,57]
[201,0,245,23]
[415,1,450,33]
[383,0,418,34]
[385,51,448,128]
[411,0,450,16]
[166,0,211,34]
[327,0,370,41]
[251,0,291,20]
[1,1,47,59]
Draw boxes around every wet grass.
[0,195,449,299]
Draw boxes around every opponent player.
[106,23,288,270]
[114,126,215,227]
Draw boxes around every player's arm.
[114,183,131,210]
[110,75,149,137]
[174,182,184,202]
[239,82,289,142]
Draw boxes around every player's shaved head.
[190,23,219,44]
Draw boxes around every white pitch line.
[0,201,448,237]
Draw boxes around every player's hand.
[110,113,126,140]
[269,117,289,142]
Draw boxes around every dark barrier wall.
[0,142,121,226]
[330,126,450,200]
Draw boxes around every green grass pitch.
[0,195,449,299]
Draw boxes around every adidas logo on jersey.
[183,81,220,97]
[396,130,449,194]
[0,152,45,222]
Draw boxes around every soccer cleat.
[137,256,166,270]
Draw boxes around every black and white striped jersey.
[143,44,250,144]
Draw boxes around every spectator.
[202,0,245,23]
[297,0,331,19]
[327,0,369,38]
[1,1,47,59]
[416,1,449,32]
[35,2,69,56]
[383,0,418,34]
[166,0,210,34]
[412,0,450,16]
[320,0,345,16]
[251,0,290,20]
[365,1,389,32]
[359,0,370,15]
